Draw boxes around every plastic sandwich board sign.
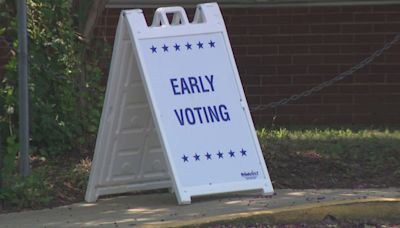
[85,2,273,204]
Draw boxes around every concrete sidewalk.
[0,188,399,228]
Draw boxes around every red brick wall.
[94,4,400,125]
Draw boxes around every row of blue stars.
[181,148,247,163]
[150,40,216,53]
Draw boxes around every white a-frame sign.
[85,3,273,204]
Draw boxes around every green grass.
[257,125,400,189]
[259,126,400,157]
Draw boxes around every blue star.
[205,152,212,160]
[162,44,169,52]
[194,153,200,161]
[217,151,223,159]
[240,148,247,156]
[182,155,189,162]
[229,150,235,157]
[208,40,215,48]
[185,42,192,50]
[150,45,157,53]
[197,41,204,49]
[174,43,180,51]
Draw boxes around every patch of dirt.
[263,145,400,189]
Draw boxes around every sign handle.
[151,6,189,27]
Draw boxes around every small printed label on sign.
[241,170,259,180]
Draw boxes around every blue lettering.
[193,107,203,124]
[219,104,230,121]
[174,104,231,126]
[199,76,209,92]
[207,106,220,122]
[169,74,215,95]
[202,107,210,123]
[170,78,180,95]
[185,108,195,125]
[188,77,201,93]
[205,75,214,92]
[180,78,191,95]
[174,109,185,125]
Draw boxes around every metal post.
[17,0,30,176]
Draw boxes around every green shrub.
[0,0,106,208]
[0,136,52,209]
[0,0,104,157]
